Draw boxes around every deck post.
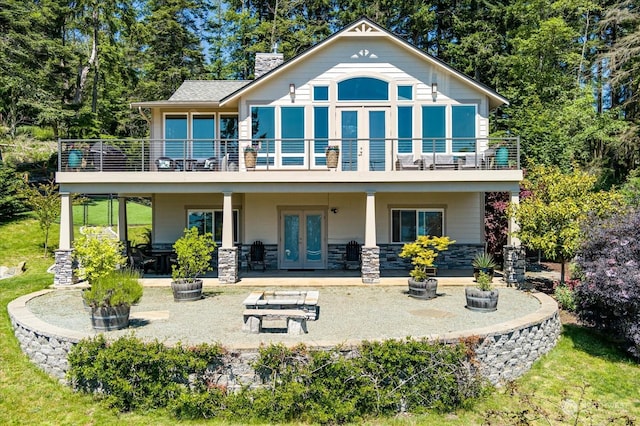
[54,192,75,286]
[117,196,128,245]
[362,191,380,283]
[218,192,238,283]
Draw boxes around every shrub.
[172,227,216,283]
[399,235,455,281]
[574,209,640,359]
[73,228,127,283]
[82,268,143,308]
[476,271,493,291]
[554,281,577,311]
[0,163,26,222]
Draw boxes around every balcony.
[57,137,520,173]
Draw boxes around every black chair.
[342,240,361,270]
[129,246,157,274]
[246,241,266,271]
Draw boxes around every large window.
[187,209,238,243]
[164,114,187,158]
[338,77,388,101]
[397,106,413,153]
[281,107,305,166]
[191,115,215,158]
[452,105,476,152]
[392,209,444,242]
[314,106,329,166]
[422,106,446,153]
[251,106,275,166]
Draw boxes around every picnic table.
[242,290,319,335]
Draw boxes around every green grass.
[1,215,639,425]
[72,198,151,226]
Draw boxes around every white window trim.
[390,207,445,243]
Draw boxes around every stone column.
[503,245,526,288]
[54,192,75,286]
[218,192,238,283]
[362,192,380,283]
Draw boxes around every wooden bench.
[243,308,310,335]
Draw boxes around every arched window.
[337,77,388,101]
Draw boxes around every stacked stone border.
[9,289,560,386]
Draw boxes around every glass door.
[280,209,325,269]
[338,108,388,171]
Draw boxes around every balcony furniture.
[202,157,218,170]
[150,247,175,274]
[458,153,483,170]
[90,143,127,171]
[128,246,157,274]
[246,241,266,271]
[176,158,198,171]
[395,154,421,170]
[342,240,362,270]
[422,154,456,170]
[155,157,175,171]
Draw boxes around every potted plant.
[244,145,258,169]
[465,271,499,311]
[83,268,143,330]
[472,252,498,281]
[399,235,455,299]
[171,227,216,302]
[325,145,340,168]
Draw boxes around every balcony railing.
[57,137,520,172]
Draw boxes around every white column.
[364,191,376,247]
[508,190,520,246]
[117,196,128,244]
[222,192,233,248]
[59,192,74,250]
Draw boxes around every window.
[191,115,215,158]
[397,106,413,153]
[397,85,413,100]
[251,106,275,166]
[314,86,329,101]
[314,107,329,166]
[187,209,239,243]
[392,209,444,242]
[220,115,239,163]
[422,106,446,153]
[164,114,187,158]
[338,77,388,101]
[452,105,476,152]
[281,107,305,166]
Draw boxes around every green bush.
[172,227,216,283]
[554,282,577,311]
[82,268,143,308]
[73,229,127,283]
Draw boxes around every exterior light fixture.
[431,82,438,101]
[289,83,296,101]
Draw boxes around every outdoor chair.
[246,241,266,271]
[155,156,175,171]
[395,154,421,170]
[129,246,157,274]
[342,240,361,270]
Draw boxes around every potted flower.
[472,252,498,281]
[244,145,258,169]
[83,268,143,330]
[465,271,499,311]
[171,227,216,302]
[325,145,340,168]
[399,235,455,299]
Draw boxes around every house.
[54,17,523,286]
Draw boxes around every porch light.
[431,82,438,101]
[289,83,296,101]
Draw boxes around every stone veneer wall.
[10,290,560,387]
[53,249,75,286]
[503,245,527,288]
[217,247,238,284]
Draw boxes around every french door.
[337,108,389,171]
[280,209,326,269]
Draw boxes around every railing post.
[57,139,62,172]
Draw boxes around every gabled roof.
[220,17,508,109]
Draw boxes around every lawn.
[1,215,638,425]
[72,197,151,226]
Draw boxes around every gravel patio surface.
[27,284,542,349]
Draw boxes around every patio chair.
[129,246,157,274]
[395,154,421,170]
[155,156,175,171]
[246,241,266,271]
[342,240,361,270]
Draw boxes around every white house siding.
[152,191,482,247]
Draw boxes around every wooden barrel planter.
[465,288,499,312]
[90,305,131,331]
[171,279,203,302]
[408,278,438,300]
[326,149,339,168]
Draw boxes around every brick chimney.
[254,52,284,79]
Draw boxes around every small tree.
[172,227,216,283]
[19,180,60,256]
[573,209,640,359]
[73,228,127,284]
[509,163,623,283]
[0,163,26,222]
[399,235,455,281]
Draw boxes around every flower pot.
[244,151,257,169]
[408,277,438,300]
[465,287,499,312]
[326,150,339,168]
[90,305,131,331]
[171,279,203,302]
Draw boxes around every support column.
[218,192,238,284]
[504,190,525,288]
[117,196,128,247]
[362,192,380,284]
[54,192,75,286]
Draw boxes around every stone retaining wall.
[9,290,560,387]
